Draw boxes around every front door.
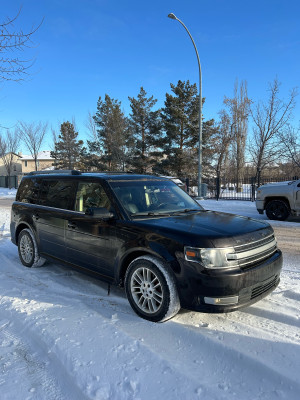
[65,181,116,279]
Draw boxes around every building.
[20,151,54,174]
[0,152,22,176]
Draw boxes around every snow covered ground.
[0,191,299,400]
[0,188,18,199]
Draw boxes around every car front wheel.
[18,228,46,268]
[265,200,290,221]
[125,256,180,322]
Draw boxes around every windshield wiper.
[172,208,202,214]
[132,211,171,217]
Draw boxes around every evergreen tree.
[159,80,200,177]
[202,118,219,176]
[88,94,128,171]
[51,121,84,170]
[156,80,217,180]
[128,87,161,173]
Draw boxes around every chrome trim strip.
[228,239,277,261]
[233,234,275,250]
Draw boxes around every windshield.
[110,179,203,217]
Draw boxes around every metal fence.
[0,175,19,189]
[201,175,299,201]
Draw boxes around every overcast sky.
[2,0,300,152]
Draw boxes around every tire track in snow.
[0,313,90,400]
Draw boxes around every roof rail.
[28,170,81,176]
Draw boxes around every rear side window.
[16,178,42,204]
[39,179,77,210]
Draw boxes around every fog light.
[204,296,239,305]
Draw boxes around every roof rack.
[28,170,81,176]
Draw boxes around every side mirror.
[85,207,115,219]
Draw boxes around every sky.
[1,0,300,154]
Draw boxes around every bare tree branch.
[17,121,48,171]
[223,80,251,189]
[249,78,298,178]
[279,124,300,170]
[85,111,98,142]
[0,7,43,82]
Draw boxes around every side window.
[74,182,111,213]
[39,180,77,210]
[16,178,42,204]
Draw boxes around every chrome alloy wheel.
[19,234,34,264]
[130,267,163,314]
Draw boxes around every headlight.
[185,246,239,269]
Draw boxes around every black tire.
[18,228,46,268]
[125,256,180,322]
[265,200,290,221]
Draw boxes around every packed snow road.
[0,196,299,400]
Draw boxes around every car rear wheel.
[125,256,180,322]
[18,229,46,268]
[265,200,290,221]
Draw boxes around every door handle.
[68,221,77,229]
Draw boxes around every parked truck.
[256,179,300,220]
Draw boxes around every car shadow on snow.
[240,305,300,328]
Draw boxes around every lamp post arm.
[175,18,202,87]
[173,17,203,198]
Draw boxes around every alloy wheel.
[130,266,163,314]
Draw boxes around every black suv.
[11,171,283,322]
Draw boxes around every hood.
[133,210,273,248]
[259,181,295,189]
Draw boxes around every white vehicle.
[256,179,300,220]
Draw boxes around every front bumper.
[176,249,283,313]
[256,200,265,214]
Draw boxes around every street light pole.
[168,13,202,198]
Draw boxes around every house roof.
[20,150,54,161]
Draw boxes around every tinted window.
[39,179,77,210]
[74,182,111,213]
[16,178,42,204]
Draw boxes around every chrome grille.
[227,234,278,270]
[234,234,276,252]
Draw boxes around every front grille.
[228,234,278,270]
[234,234,276,253]
[251,275,279,300]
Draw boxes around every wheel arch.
[264,196,291,210]
[117,247,180,288]
[117,249,165,287]
[15,222,34,244]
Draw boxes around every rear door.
[295,181,300,211]
[35,178,77,260]
[65,180,117,279]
